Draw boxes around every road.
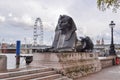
[79,65,120,80]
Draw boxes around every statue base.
[30,52,101,79]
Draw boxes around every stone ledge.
[0,55,7,72]
[100,56,116,68]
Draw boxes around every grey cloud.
[0,15,5,23]
[1,0,120,44]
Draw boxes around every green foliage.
[97,0,120,12]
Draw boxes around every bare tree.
[97,0,120,12]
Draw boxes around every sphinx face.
[58,15,72,34]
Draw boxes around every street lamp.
[109,21,116,55]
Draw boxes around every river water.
[0,53,33,69]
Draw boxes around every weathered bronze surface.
[52,15,77,52]
[48,15,94,52]
[76,36,94,52]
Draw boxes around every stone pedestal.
[0,55,7,72]
[30,52,101,79]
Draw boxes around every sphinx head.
[56,15,77,34]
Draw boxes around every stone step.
[54,76,73,80]
[2,71,56,80]
[0,67,72,80]
[0,68,52,79]
[30,74,62,80]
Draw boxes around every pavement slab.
[78,65,120,80]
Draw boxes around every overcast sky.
[0,0,120,45]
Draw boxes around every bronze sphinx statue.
[48,15,93,52]
[51,15,77,52]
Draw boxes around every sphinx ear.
[60,15,62,17]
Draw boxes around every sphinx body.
[76,36,94,52]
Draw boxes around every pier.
[0,43,50,53]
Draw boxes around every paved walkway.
[80,65,120,80]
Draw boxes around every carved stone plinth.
[30,52,101,79]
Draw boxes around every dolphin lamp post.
[109,21,116,55]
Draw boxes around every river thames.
[0,53,32,69]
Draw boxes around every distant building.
[96,40,100,45]
[0,43,51,53]
[1,43,16,53]
[94,44,120,56]
[96,38,104,45]
[101,38,104,45]
[94,44,120,52]
[1,43,7,53]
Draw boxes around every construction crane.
[33,18,43,46]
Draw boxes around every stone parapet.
[0,55,7,72]
[100,56,116,68]
[30,52,101,79]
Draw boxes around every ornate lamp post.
[109,21,116,55]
